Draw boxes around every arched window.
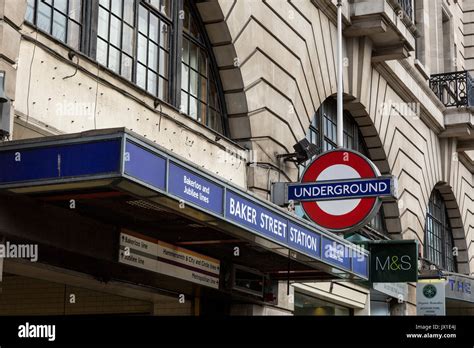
[180,1,224,133]
[425,190,457,272]
[298,98,387,235]
[25,0,227,134]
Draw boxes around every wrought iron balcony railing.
[429,71,474,108]
[397,0,414,22]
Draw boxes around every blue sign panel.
[124,141,166,190]
[321,237,351,270]
[226,191,287,245]
[287,222,321,259]
[352,252,369,278]
[287,177,393,202]
[0,139,121,184]
[169,162,224,215]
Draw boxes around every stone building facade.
[0,0,472,315]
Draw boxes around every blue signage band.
[0,130,369,280]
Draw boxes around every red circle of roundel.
[301,150,377,231]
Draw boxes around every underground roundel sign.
[298,149,391,233]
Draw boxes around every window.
[425,190,457,272]
[298,98,387,234]
[135,3,170,99]
[180,1,224,133]
[26,0,83,50]
[24,0,227,135]
[97,0,136,80]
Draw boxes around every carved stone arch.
[194,0,250,139]
[430,182,470,275]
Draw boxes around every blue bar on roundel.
[287,177,393,201]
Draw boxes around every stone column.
[0,0,27,137]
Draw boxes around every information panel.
[119,230,220,289]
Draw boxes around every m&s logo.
[375,255,412,271]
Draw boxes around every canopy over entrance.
[0,128,368,295]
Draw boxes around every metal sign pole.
[336,0,344,148]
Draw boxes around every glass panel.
[180,91,189,114]
[182,39,189,64]
[158,77,168,101]
[199,49,207,76]
[67,20,81,50]
[122,23,134,55]
[189,42,198,70]
[137,34,147,63]
[183,3,190,31]
[108,46,121,73]
[123,0,134,25]
[189,96,198,119]
[109,15,122,47]
[149,14,159,43]
[52,11,67,42]
[198,102,206,123]
[147,70,157,94]
[138,5,148,34]
[98,7,109,39]
[181,65,189,92]
[189,13,199,38]
[54,0,68,13]
[148,42,159,71]
[96,38,108,66]
[99,0,110,8]
[209,109,223,133]
[111,0,122,17]
[121,54,133,80]
[159,49,168,77]
[160,23,169,50]
[189,70,198,97]
[137,63,147,89]
[209,81,217,108]
[37,2,52,33]
[199,75,207,103]
[149,0,160,9]
[26,0,35,22]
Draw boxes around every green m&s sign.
[369,240,418,283]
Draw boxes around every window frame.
[26,0,87,52]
